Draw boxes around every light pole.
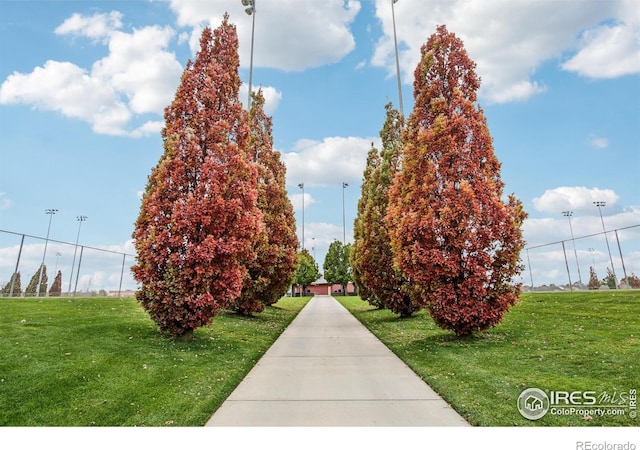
[54,252,61,275]
[342,182,349,244]
[562,211,582,285]
[391,0,404,117]
[298,182,305,249]
[241,0,256,108]
[312,237,316,260]
[68,215,87,296]
[593,201,617,287]
[37,208,57,297]
[588,247,596,267]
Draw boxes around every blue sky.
[0,0,639,293]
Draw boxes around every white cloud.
[562,1,640,78]
[0,192,13,210]
[588,135,609,149]
[532,186,620,214]
[54,10,123,42]
[300,222,347,265]
[289,192,316,213]
[93,26,183,115]
[239,84,282,115]
[0,12,182,137]
[0,60,133,135]
[282,136,379,187]
[167,0,361,71]
[372,0,633,103]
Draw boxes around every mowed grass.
[337,290,639,426]
[0,295,311,426]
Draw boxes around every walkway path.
[206,295,470,426]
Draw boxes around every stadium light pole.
[298,182,305,250]
[342,182,349,244]
[562,211,582,285]
[68,215,87,296]
[241,0,256,108]
[593,201,617,287]
[391,0,404,117]
[37,208,57,297]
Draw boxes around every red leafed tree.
[49,270,63,297]
[387,25,527,336]
[132,17,261,338]
[233,90,299,315]
[351,103,419,316]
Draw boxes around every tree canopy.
[387,25,527,335]
[132,17,261,337]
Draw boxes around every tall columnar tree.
[25,265,47,297]
[1,272,22,297]
[351,144,384,308]
[353,103,419,316]
[233,90,299,315]
[323,240,352,295]
[604,267,617,289]
[294,249,321,295]
[49,270,62,297]
[387,25,527,336]
[588,266,600,290]
[132,17,262,338]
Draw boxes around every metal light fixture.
[298,183,305,250]
[68,215,87,296]
[562,211,582,285]
[37,208,58,297]
[342,182,349,244]
[593,201,617,287]
[391,0,404,117]
[241,0,256,108]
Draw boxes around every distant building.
[294,277,356,296]
[107,289,136,297]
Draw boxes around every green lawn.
[0,295,311,426]
[337,291,639,426]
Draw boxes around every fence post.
[526,249,534,289]
[73,246,84,297]
[615,230,629,288]
[562,241,573,291]
[118,253,126,298]
[9,234,25,297]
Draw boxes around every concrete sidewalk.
[205,295,470,426]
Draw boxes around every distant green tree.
[25,265,48,297]
[294,249,321,295]
[587,266,600,290]
[323,240,352,295]
[604,267,617,289]
[1,272,22,297]
[49,270,63,297]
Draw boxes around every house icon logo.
[518,388,550,420]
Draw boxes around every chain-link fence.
[0,229,136,298]
[522,224,640,291]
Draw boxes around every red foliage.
[387,26,527,335]
[132,17,261,337]
[233,90,299,315]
